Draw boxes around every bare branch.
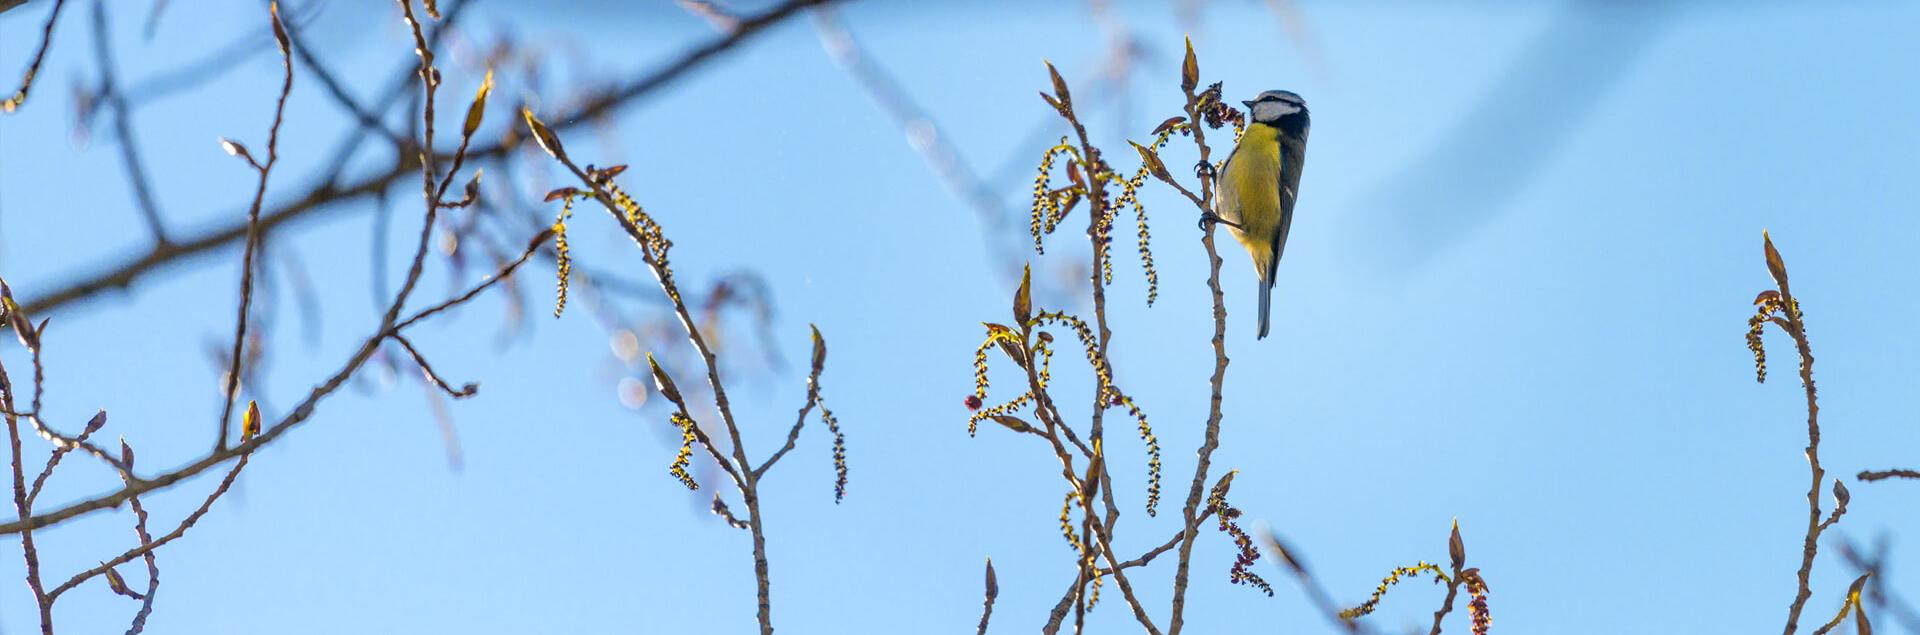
[214,0,296,451]
[2,0,69,113]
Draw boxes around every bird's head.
[1242,90,1307,125]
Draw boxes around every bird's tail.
[1256,276,1273,340]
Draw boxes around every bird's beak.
[1241,100,1255,108]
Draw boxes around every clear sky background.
[2,0,1918,633]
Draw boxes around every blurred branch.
[88,0,170,244]
[20,0,833,317]
[811,7,1006,230]
[1859,469,1920,483]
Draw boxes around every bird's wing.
[1271,141,1306,269]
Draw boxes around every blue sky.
[2,1,1919,633]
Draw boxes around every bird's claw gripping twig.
[1198,211,1240,232]
[1193,159,1216,181]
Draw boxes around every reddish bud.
[965,395,983,411]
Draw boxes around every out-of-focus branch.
[1858,469,1920,483]
[811,8,1006,230]
[20,0,832,317]
[88,0,170,244]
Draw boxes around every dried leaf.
[1762,230,1789,290]
[1153,116,1186,136]
[647,353,683,404]
[1058,191,1082,220]
[1013,263,1033,325]
[8,308,33,349]
[989,415,1032,434]
[1038,91,1064,117]
[463,69,493,137]
[809,324,827,371]
[8,308,34,349]
[1080,439,1103,504]
[1754,289,1781,306]
[103,563,142,599]
[461,170,483,204]
[984,557,999,598]
[242,400,262,441]
[1181,37,1199,93]
[1846,572,1870,602]
[1449,519,1465,571]
[1044,60,1071,107]
[268,3,290,57]
[544,187,581,202]
[521,108,566,159]
[1130,140,1170,181]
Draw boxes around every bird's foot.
[1193,159,1216,181]
[1198,211,1241,232]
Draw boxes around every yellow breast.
[1215,124,1284,278]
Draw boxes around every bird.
[1210,89,1309,340]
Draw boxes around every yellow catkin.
[1059,490,1083,553]
[1029,140,1084,254]
[1107,389,1161,516]
[551,196,575,318]
[1032,311,1111,393]
[822,403,848,503]
[668,412,699,490]
[967,392,1033,437]
[1340,562,1448,619]
[972,339,995,401]
[1034,337,1054,389]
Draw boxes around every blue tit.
[1212,90,1309,340]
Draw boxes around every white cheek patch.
[1252,100,1301,121]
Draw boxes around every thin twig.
[213,1,295,451]
[391,334,477,398]
[1,340,52,632]
[1166,45,1231,635]
[45,452,252,600]
[123,490,159,633]
[540,134,781,634]
[22,0,826,317]
[2,0,70,113]
[0,228,548,535]
[1859,469,1920,483]
[1756,234,1826,635]
[976,557,999,634]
